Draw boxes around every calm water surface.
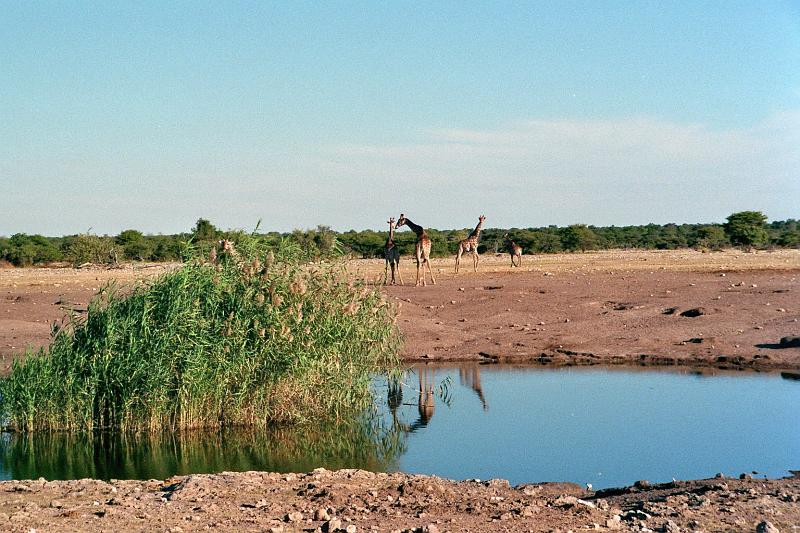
[1,365,798,488]
[385,365,800,488]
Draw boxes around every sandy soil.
[0,469,797,532]
[1,250,798,531]
[2,250,799,372]
[367,249,800,371]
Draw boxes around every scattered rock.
[315,508,331,521]
[679,308,705,317]
[622,509,651,521]
[756,521,779,533]
[779,336,800,347]
[661,519,681,532]
[323,518,343,532]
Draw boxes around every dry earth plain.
[0,249,798,531]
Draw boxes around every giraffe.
[383,217,403,285]
[395,214,436,286]
[455,215,486,273]
[503,233,522,267]
[386,366,436,433]
[459,364,488,411]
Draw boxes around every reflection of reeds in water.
[0,414,407,481]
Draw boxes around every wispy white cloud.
[316,112,799,228]
[2,113,798,234]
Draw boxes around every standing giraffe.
[395,214,436,286]
[459,364,488,411]
[503,233,522,267]
[455,215,486,273]
[383,217,403,285]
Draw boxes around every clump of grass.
[0,236,400,432]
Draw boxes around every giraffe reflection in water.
[388,364,488,434]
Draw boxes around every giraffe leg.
[396,259,404,286]
[473,250,479,272]
[425,256,436,285]
[455,245,462,274]
[384,259,390,284]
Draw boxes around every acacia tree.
[723,211,769,250]
[561,224,598,252]
[192,218,219,242]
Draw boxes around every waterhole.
[1,365,797,488]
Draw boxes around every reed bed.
[0,237,400,432]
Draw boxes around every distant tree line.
[1,212,797,267]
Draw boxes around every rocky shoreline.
[1,468,798,532]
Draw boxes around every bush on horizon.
[0,236,400,432]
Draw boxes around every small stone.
[285,511,303,522]
[323,518,343,532]
[662,520,681,533]
[346,525,357,533]
[779,336,800,347]
[315,508,331,521]
[634,479,651,489]
[622,509,651,521]
[605,517,622,529]
[756,521,779,533]
[423,525,440,533]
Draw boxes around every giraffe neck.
[404,219,425,238]
[469,220,483,240]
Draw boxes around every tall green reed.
[0,236,400,432]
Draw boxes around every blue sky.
[2,1,799,235]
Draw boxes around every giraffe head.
[396,214,408,228]
[388,217,396,227]
[478,215,486,224]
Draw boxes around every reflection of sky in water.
[383,366,800,489]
